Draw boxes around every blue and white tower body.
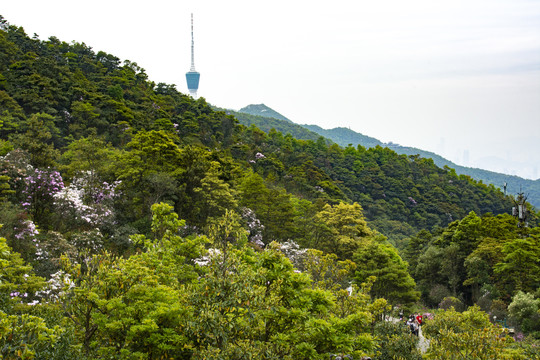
[185,13,200,98]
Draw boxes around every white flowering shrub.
[36,270,75,303]
[53,173,119,228]
[241,207,264,247]
[277,240,307,270]
[194,248,221,267]
[71,229,105,264]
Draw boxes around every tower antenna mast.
[190,13,196,71]
[185,13,200,97]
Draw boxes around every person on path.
[407,316,419,336]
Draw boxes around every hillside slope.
[238,103,293,123]
[1,17,538,359]
[237,105,540,208]
[0,19,526,251]
[223,107,328,143]
[302,124,382,149]
[304,125,540,208]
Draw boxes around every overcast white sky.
[3,0,540,179]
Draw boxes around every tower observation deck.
[185,13,200,98]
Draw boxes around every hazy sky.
[3,1,540,179]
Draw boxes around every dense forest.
[224,110,534,248]
[301,125,540,209]
[230,104,540,208]
[1,16,539,359]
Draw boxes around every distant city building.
[185,13,200,98]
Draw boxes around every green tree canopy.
[354,240,419,307]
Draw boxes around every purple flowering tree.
[11,218,42,262]
[14,219,39,241]
[20,168,65,226]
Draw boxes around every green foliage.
[507,291,540,334]
[0,16,537,359]
[192,161,239,227]
[235,106,517,242]
[56,204,379,358]
[120,130,182,180]
[238,104,293,123]
[61,252,192,358]
[373,321,422,360]
[423,306,520,359]
[0,311,64,360]
[302,249,356,292]
[0,16,519,248]
[0,235,45,307]
[59,204,207,357]
[11,113,59,168]
[302,124,382,148]
[230,106,325,142]
[494,236,540,295]
[59,135,121,183]
[238,171,297,243]
[309,202,373,260]
[303,118,540,209]
[408,213,538,309]
[206,208,247,250]
[0,234,62,359]
[187,246,266,357]
[437,296,465,311]
[138,202,208,285]
[0,173,15,201]
[354,240,419,307]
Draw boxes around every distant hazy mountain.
[471,154,539,181]
[224,107,329,143]
[387,145,540,207]
[302,125,383,149]
[238,104,293,123]
[238,104,540,209]
[302,126,540,208]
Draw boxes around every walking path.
[417,326,429,353]
[388,316,429,353]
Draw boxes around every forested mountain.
[224,106,327,143]
[215,113,523,246]
[1,16,539,358]
[234,104,540,208]
[302,125,383,149]
[303,124,540,208]
[0,13,531,257]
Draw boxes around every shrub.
[373,321,422,360]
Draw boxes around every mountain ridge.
[238,105,540,208]
[0,16,528,247]
[238,104,292,123]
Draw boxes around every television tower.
[185,13,200,98]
